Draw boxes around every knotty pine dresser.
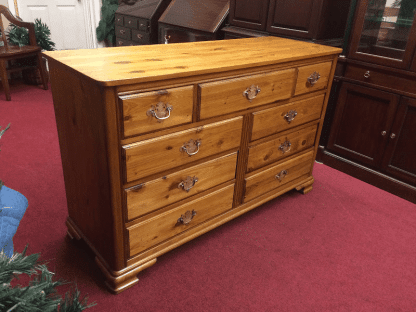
[43,37,340,294]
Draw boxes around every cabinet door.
[266,0,323,39]
[348,0,416,69]
[381,97,416,185]
[327,82,399,168]
[229,0,270,31]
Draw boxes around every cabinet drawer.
[132,30,150,44]
[251,94,325,141]
[199,69,296,119]
[295,62,332,96]
[125,152,237,220]
[128,184,235,256]
[247,124,317,172]
[115,26,131,40]
[115,14,124,26]
[124,16,138,29]
[244,151,314,202]
[124,117,243,182]
[121,86,193,138]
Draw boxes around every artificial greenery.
[0,245,96,311]
[96,0,119,46]
[7,18,55,51]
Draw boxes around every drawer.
[199,69,296,119]
[123,117,243,182]
[115,14,124,26]
[125,152,237,220]
[247,124,317,172]
[294,61,332,96]
[244,151,314,202]
[132,29,150,44]
[121,86,193,138]
[115,26,131,40]
[251,94,325,141]
[128,184,235,257]
[116,38,135,47]
[344,64,416,95]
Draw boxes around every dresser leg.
[66,218,82,240]
[296,176,314,195]
[95,257,157,294]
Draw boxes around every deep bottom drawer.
[128,184,235,257]
[244,150,314,202]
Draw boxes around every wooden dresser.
[43,37,340,293]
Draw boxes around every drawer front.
[128,184,235,256]
[124,16,138,29]
[199,69,296,119]
[244,151,314,202]
[251,94,325,141]
[124,117,243,182]
[247,124,317,172]
[295,61,332,96]
[116,38,135,47]
[344,64,416,95]
[121,86,194,138]
[125,152,237,220]
[115,26,131,40]
[115,14,124,26]
[132,29,150,44]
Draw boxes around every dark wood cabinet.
[225,0,352,45]
[158,0,229,44]
[115,0,171,46]
[318,0,416,203]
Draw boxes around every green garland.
[96,0,119,46]
[0,246,96,311]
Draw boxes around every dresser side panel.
[49,60,121,269]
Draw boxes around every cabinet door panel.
[381,97,416,185]
[229,0,269,31]
[266,0,322,39]
[327,82,399,167]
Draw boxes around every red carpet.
[1,82,415,311]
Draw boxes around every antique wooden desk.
[43,37,340,293]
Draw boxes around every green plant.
[7,18,55,51]
[0,245,96,311]
[96,0,119,46]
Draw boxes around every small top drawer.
[199,69,296,119]
[123,117,243,182]
[121,86,194,138]
[251,94,325,141]
[295,61,332,96]
[115,14,124,26]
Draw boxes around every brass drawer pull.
[180,139,201,156]
[390,133,396,139]
[164,35,171,44]
[307,71,320,86]
[178,210,197,225]
[137,34,143,40]
[243,85,261,101]
[278,140,291,154]
[284,110,298,124]
[364,71,370,79]
[146,102,173,121]
[120,29,126,35]
[275,170,288,182]
[178,176,198,192]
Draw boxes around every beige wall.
[0,0,10,32]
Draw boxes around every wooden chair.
[0,5,48,101]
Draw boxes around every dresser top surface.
[43,37,341,87]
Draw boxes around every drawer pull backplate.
[284,110,298,123]
[180,139,201,156]
[178,176,198,192]
[178,210,197,225]
[307,71,320,86]
[243,85,261,101]
[278,140,291,154]
[275,170,288,182]
[146,102,172,121]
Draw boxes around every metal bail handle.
[278,140,291,154]
[147,102,173,121]
[307,71,320,86]
[243,84,261,101]
[178,176,198,192]
[178,210,197,225]
[275,170,288,182]
[180,139,201,156]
